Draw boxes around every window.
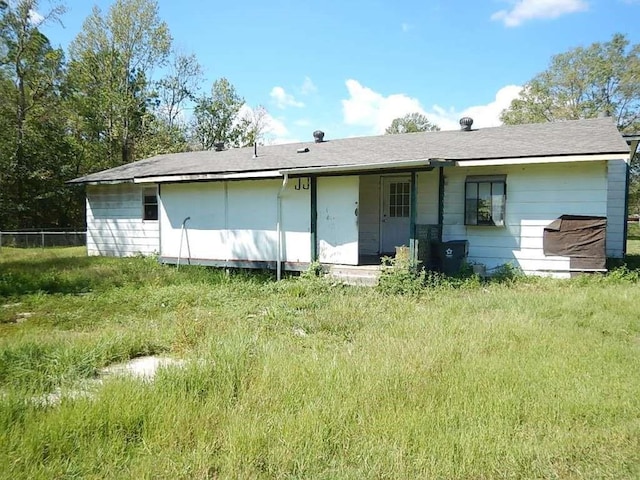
[465,175,506,226]
[389,181,410,217]
[143,187,158,221]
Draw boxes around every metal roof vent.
[459,117,474,131]
[213,142,225,151]
[313,130,325,143]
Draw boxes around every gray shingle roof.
[69,117,630,184]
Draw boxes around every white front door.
[317,176,359,265]
[380,176,411,253]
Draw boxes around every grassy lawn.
[1,246,639,479]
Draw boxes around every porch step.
[327,265,381,287]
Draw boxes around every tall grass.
[0,247,639,478]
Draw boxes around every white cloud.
[491,0,588,27]
[341,80,522,133]
[427,85,523,130]
[270,86,305,109]
[300,77,317,95]
[29,9,45,25]
[293,118,312,127]
[342,79,426,134]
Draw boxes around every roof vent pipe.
[459,117,473,131]
[213,142,225,151]
[313,130,325,143]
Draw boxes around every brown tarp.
[543,215,606,270]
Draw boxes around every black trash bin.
[434,240,468,275]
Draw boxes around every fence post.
[41,231,45,248]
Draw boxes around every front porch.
[354,171,442,267]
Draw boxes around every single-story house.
[69,117,634,278]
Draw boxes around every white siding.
[606,159,628,258]
[159,179,310,264]
[86,184,159,256]
[416,170,439,225]
[442,162,608,277]
[318,176,359,264]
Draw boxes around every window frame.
[142,186,159,221]
[464,175,506,227]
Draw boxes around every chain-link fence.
[0,230,86,248]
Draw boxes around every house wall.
[86,184,159,256]
[606,159,628,258]
[318,176,359,264]
[159,179,311,265]
[442,161,611,278]
[357,170,440,256]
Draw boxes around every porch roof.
[69,117,629,185]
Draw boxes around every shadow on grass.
[0,256,103,297]
[0,251,271,298]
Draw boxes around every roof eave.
[280,158,451,175]
[455,152,629,167]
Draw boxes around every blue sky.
[42,0,640,144]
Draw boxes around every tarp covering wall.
[543,215,606,270]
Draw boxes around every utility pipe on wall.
[177,216,191,269]
[276,174,289,281]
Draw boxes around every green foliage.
[300,260,325,279]
[191,77,259,149]
[490,262,525,282]
[377,254,427,294]
[501,33,640,132]
[385,112,441,134]
[0,0,80,229]
[68,0,171,168]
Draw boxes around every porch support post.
[310,176,318,262]
[409,171,417,263]
[438,167,445,242]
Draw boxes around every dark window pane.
[144,204,158,221]
[465,199,478,224]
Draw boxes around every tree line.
[0,0,264,230]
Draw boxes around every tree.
[501,34,640,132]
[68,0,171,168]
[385,112,440,134]
[132,49,202,158]
[155,50,202,129]
[191,77,256,150]
[500,33,640,217]
[0,0,79,229]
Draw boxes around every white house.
[69,117,633,278]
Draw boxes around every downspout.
[276,173,289,280]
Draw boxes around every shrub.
[377,256,426,295]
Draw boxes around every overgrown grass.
[0,246,639,478]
